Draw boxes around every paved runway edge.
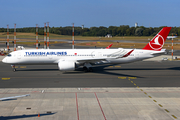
[0,88,180,120]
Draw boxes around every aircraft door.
[91,51,102,58]
[98,52,102,57]
[91,51,97,58]
[135,52,139,58]
[17,52,21,59]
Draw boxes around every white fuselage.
[2,48,160,65]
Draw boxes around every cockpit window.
[7,54,12,57]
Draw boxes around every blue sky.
[0,0,180,28]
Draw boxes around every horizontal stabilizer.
[106,44,113,49]
[150,49,166,55]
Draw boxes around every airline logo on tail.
[149,34,164,50]
[143,27,171,51]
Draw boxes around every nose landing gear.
[11,65,16,72]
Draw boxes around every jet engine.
[58,61,75,71]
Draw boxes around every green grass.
[0,32,179,41]
[16,41,66,45]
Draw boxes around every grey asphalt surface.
[0,60,180,88]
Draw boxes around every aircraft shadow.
[14,65,180,78]
[15,67,142,78]
[102,67,180,71]
[16,67,180,72]
[168,67,180,71]
[0,112,56,120]
[64,65,143,78]
[63,66,180,78]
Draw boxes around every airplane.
[0,94,30,101]
[167,35,177,39]
[2,27,171,72]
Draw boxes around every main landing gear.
[83,63,93,72]
[11,65,16,72]
[83,66,93,72]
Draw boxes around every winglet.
[122,49,134,57]
[106,44,113,49]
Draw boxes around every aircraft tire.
[83,67,88,72]
[89,67,93,72]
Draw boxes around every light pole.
[72,23,74,49]
[171,33,173,61]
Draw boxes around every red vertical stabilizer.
[142,27,171,51]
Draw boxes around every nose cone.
[2,57,7,63]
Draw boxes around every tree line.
[0,25,180,36]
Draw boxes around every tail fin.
[143,27,171,51]
[106,44,113,49]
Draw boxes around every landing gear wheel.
[83,67,93,72]
[11,65,16,72]
[13,68,16,72]
[89,67,93,72]
[83,67,88,72]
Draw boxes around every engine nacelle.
[58,61,75,71]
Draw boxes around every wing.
[76,58,107,63]
[76,49,134,63]
[150,49,166,55]
[0,94,30,101]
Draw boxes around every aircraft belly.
[11,56,58,65]
[110,57,131,64]
[14,63,57,65]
